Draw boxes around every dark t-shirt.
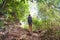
[28,16,32,24]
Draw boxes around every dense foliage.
[0,0,29,22]
[0,0,60,30]
[32,0,60,30]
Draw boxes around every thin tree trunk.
[1,0,7,10]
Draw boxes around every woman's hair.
[29,14,31,16]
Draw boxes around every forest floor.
[0,22,60,40]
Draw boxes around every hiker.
[28,14,32,32]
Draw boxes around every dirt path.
[0,26,44,40]
[0,24,60,40]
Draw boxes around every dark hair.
[29,14,31,16]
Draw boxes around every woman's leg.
[29,24,32,32]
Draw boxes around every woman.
[28,14,32,32]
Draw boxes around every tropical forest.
[0,0,60,40]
